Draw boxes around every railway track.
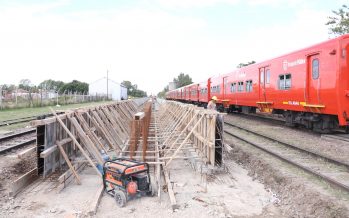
[224,121,349,193]
[0,112,63,127]
[0,116,38,127]
[0,130,36,154]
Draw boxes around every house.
[89,77,127,101]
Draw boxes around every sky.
[0,0,346,95]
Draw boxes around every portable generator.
[102,158,153,207]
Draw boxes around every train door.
[259,68,266,102]
[223,77,228,99]
[208,78,212,101]
[307,54,320,105]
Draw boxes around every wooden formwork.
[14,98,222,212]
[30,99,147,191]
[157,101,223,168]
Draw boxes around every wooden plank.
[10,168,38,197]
[40,145,57,158]
[163,167,178,210]
[87,185,104,216]
[17,146,36,159]
[40,137,72,158]
[30,114,69,126]
[134,112,145,120]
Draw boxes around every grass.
[0,101,113,131]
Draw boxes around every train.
[166,34,349,133]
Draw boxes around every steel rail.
[0,129,36,142]
[224,125,349,193]
[224,122,349,169]
[0,138,36,154]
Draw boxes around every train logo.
[283,60,288,71]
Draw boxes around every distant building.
[89,77,127,101]
[169,82,176,91]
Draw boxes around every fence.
[0,89,111,110]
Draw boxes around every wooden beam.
[50,108,102,177]
[134,112,145,120]
[163,166,178,210]
[87,185,104,216]
[70,117,104,165]
[165,115,204,167]
[57,162,86,193]
[58,143,82,185]
[17,146,36,159]
[30,114,69,126]
[10,168,38,197]
[39,138,73,158]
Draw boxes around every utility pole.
[107,70,109,100]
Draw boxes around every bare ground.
[225,133,349,218]
[0,156,278,217]
[0,148,37,213]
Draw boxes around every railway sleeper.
[283,111,339,133]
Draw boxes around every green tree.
[121,81,136,96]
[60,80,88,94]
[38,79,64,91]
[0,84,16,92]
[237,61,256,68]
[326,4,349,36]
[121,80,147,98]
[18,79,32,91]
[157,85,169,98]
[173,73,192,88]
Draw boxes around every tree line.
[157,73,193,98]
[1,79,148,98]
[1,79,89,94]
[121,81,147,98]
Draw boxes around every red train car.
[208,75,224,109]
[188,83,199,103]
[220,34,349,132]
[166,34,349,132]
[198,80,210,105]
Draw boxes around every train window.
[279,74,292,90]
[217,85,220,93]
[266,69,270,84]
[285,74,291,89]
[312,59,319,79]
[238,82,244,92]
[246,80,253,92]
[230,83,236,93]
